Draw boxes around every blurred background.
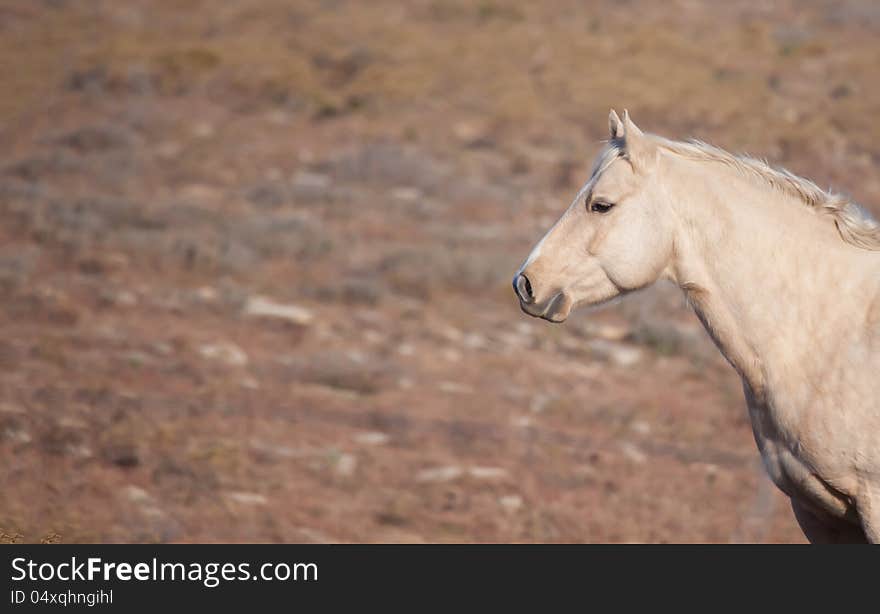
[2,0,879,543]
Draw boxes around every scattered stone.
[397,344,415,356]
[390,186,422,204]
[416,466,463,483]
[353,431,390,446]
[702,463,720,478]
[199,342,249,367]
[452,119,494,148]
[335,453,357,477]
[497,331,530,349]
[558,337,583,354]
[589,323,632,341]
[195,286,218,302]
[588,339,643,367]
[363,330,383,344]
[121,485,176,538]
[124,351,153,366]
[122,485,153,505]
[499,495,523,512]
[152,342,173,356]
[417,465,508,483]
[468,466,508,480]
[250,440,315,459]
[542,362,601,380]
[511,415,532,428]
[179,183,220,204]
[620,442,647,464]
[114,290,138,306]
[782,107,799,124]
[192,122,214,138]
[515,322,534,336]
[630,420,652,435]
[225,492,268,506]
[156,141,182,159]
[53,418,83,433]
[296,527,336,544]
[443,348,462,363]
[240,376,260,390]
[3,428,31,444]
[462,333,487,350]
[573,464,597,479]
[266,111,290,125]
[346,350,367,364]
[244,295,313,326]
[67,444,92,459]
[438,381,472,394]
[439,325,463,342]
[530,394,553,413]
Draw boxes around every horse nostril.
[514,274,534,303]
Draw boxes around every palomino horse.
[513,110,880,543]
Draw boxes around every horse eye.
[590,201,615,213]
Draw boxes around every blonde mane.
[653,137,880,250]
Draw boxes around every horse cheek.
[605,213,669,290]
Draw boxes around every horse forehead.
[578,158,633,201]
[595,159,635,186]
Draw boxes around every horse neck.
[662,154,872,397]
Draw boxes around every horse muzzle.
[512,273,572,322]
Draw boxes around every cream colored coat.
[514,111,880,543]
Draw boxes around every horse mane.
[653,137,880,251]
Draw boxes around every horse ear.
[622,110,643,139]
[609,109,624,140]
[621,109,656,169]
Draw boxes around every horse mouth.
[518,292,572,322]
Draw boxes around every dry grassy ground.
[2,0,879,542]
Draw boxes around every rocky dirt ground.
[3,0,880,542]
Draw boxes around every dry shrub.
[322,143,450,194]
[292,351,389,395]
[8,191,333,275]
[50,124,135,153]
[378,245,514,299]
